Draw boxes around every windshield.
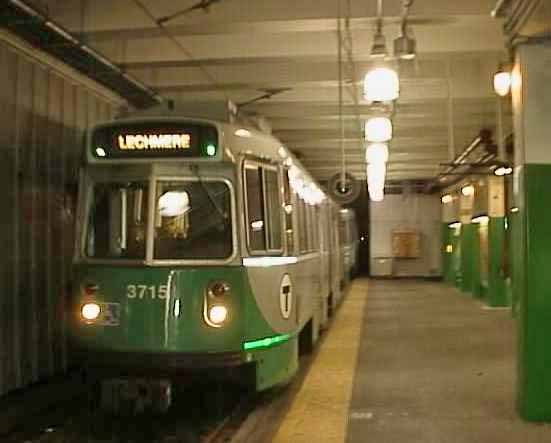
[154,180,232,260]
[85,179,233,261]
[86,181,148,259]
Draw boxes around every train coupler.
[100,378,172,415]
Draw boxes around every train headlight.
[81,303,100,321]
[207,305,228,326]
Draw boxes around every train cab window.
[153,181,232,260]
[244,162,283,254]
[86,182,148,259]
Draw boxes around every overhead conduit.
[0,0,163,108]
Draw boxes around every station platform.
[272,278,551,442]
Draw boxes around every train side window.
[244,164,266,252]
[299,198,309,254]
[283,169,294,253]
[264,169,283,251]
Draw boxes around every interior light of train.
[206,144,217,156]
[494,70,511,96]
[363,67,399,102]
[158,191,190,217]
[494,166,512,176]
[441,194,453,204]
[242,256,298,267]
[234,128,252,138]
[365,117,393,143]
[95,147,106,157]
[365,143,389,164]
[251,220,264,231]
[461,185,475,197]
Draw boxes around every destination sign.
[118,134,191,151]
[91,121,218,159]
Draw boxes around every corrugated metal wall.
[0,39,118,396]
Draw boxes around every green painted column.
[460,223,475,294]
[512,44,551,421]
[471,223,483,298]
[441,223,453,284]
[487,217,507,307]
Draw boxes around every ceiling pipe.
[491,0,511,18]
[5,0,162,107]
[425,129,495,191]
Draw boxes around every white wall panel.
[0,40,119,397]
[370,194,442,277]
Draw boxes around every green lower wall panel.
[460,224,476,295]
[441,224,462,287]
[487,217,508,307]
[471,224,482,298]
[516,164,551,421]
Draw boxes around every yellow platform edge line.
[272,279,369,443]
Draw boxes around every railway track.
[4,381,258,443]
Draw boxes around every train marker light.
[95,147,106,157]
[208,305,228,326]
[206,144,217,156]
[158,191,190,217]
[81,303,100,321]
[209,281,231,298]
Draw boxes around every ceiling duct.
[1,0,162,108]
[427,129,498,192]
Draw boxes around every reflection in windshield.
[154,181,232,260]
[86,182,148,259]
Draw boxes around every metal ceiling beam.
[0,0,162,108]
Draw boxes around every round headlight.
[208,305,228,326]
[81,303,100,321]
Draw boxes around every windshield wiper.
[190,165,229,224]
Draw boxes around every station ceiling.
[33,0,510,183]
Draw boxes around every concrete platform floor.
[346,279,551,442]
